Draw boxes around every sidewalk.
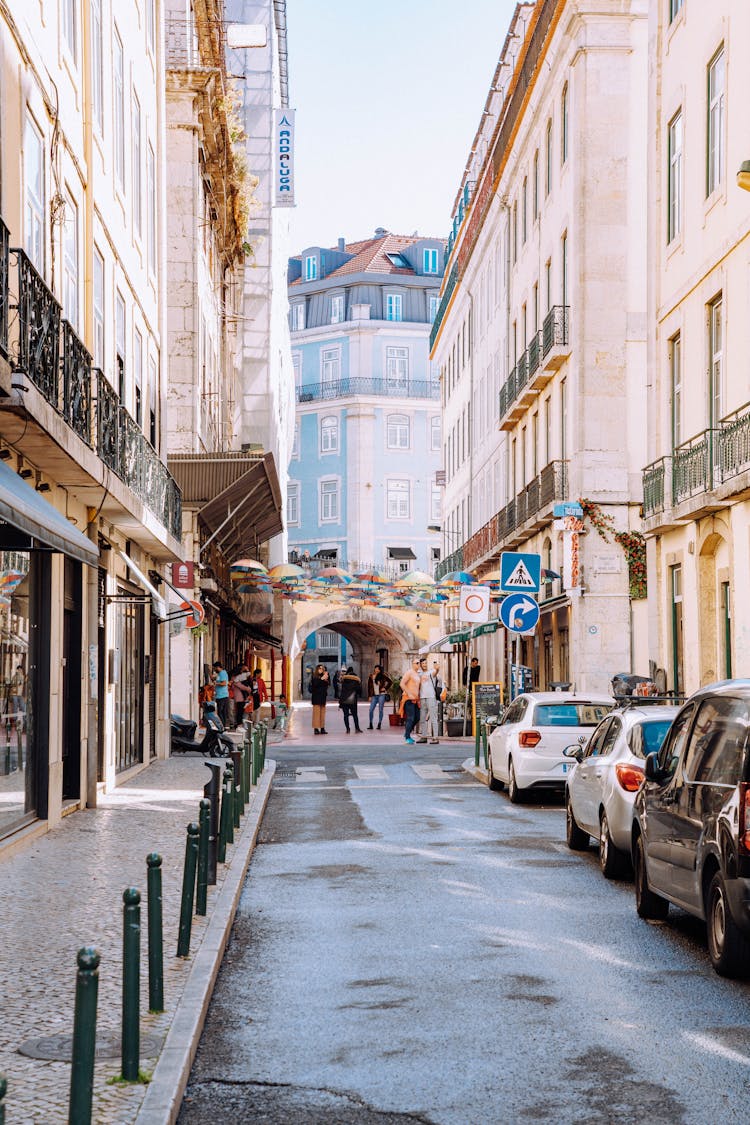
[0,750,275,1124]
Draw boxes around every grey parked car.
[632,680,750,977]
[564,703,678,877]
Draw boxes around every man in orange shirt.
[400,657,422,745]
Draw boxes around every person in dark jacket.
[339,666,362,733]
[310,665,330,734]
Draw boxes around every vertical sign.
[274,109,295,206]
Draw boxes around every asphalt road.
[179,730,750,1123]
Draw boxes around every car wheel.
[507,759,524,804]
[706,870,750,978]
[634,832,669,921]
[487,750,503,791]
[565,793,589,851]
[599,810,628,879]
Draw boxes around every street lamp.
[737,161,750,192]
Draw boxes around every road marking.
[295,767,327,782]
[352,764,388,780]
[684,1031,750,1067]
[276,783,484,791]
[411,764,448,780]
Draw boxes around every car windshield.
[534,703,613,727]
[628,719,673,759]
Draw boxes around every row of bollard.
[474,719,489,770]
[55,722,268,1124]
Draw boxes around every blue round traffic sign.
[500,592,541,634]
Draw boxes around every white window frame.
[321,346,340,385]
[429,294,439,321]
[320,478,340,522]
[386,293,403,322]
[545,118,553,195]
[668,110,683,243]
[114,29,125,191]
[423,248,438,274]
[386,346,409,391]
[709,295,723,427]
[386,478,410,520]
[147,143,156,274]
[670,332,682,449]
[305,254,317,281]
[292,351,302,386]
[287,481,300,525]
[115,290,126,398]
[132,92,142,238]
[93,246,105,369]
[148,354,158,448]
[291,421,300,459]
[91,0,103,132]
[291,303,305,331]
[430,415,441,451]
[320,413,339,454]
[62,0,78,62]
[134,326,143,425]
[707,47,725,197]
[330,294,344,324]
[146,0,156,56]
[387,413,410,450]
[431,482,441,523]
[25,115,45,275]
[561,83,569,164]
[62,191,80,331]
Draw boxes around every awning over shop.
[387,547,416,560]
[118,550,167,619]
[168,451,283,557]
[420,619,502,653]
[0,458,99,567]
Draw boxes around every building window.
[321,414,339,453]
[707,47,725,197]
[545,118,553,195]
[287,482,299,525]
[533,150,539,219]
[668,111,683,242]
[116,292,126,400]
[62,0,77,60]
[386,346,409,390]
[387,479,410,519]
[305,254,317,281]
[561,231,568,307]
[292,421,300,458]
[148,355,158,448]
[671,564,683,695]
[317,630,337,650]
[545,259,552,312]
[25,116,45,274]
[146,0,155,54]
[431,415,441,451]
[91,0,103,131]
[147,144,156,274]
[63,193,79,331]
[134,327,143,425]
[387,413,410,449]
[93,247,105,369]
[424,247,438,274]
[320,479,339,521]
[331,294,344,324]
[670,332,682,448]
[386,293,403,322]
[561,83,569,164]
[522,177,528,243]
[291,303,305,331]
[670,0,683,21]
[429,294,439,321]
[560,379,567,461]
[709,294,723,426]
[431,482,441,523]
[292,352,302,386]
[512,201,518,262]
[321,347,340,384]
[132,94,142,238]
[114,30,125,190]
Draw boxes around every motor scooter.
[170,705,233,757]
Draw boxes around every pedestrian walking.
[339,667,362,733]
[462,657,481,686]
[310,665,330,734]
[367,664,392,729]
[212,661,230,729]
[248,666,268,727]
[399,657,422,744]
[332,667,342,700]
[229,663,252,728]
[416,657,443,743]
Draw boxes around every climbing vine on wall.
[578,498,647,600]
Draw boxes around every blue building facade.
[287,230,446,584]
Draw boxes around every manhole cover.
[18,1033,162,1061]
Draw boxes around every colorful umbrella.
[229,558,268,576]
[268,563,305,580]
[394,570,435,587]
[439,570,475,586]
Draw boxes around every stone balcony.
[499,306,570,430]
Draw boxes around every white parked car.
[564,703,679,877]
[487,692,614,803]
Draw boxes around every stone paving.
[0,742,279,1125]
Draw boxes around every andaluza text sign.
[274,109,295,206]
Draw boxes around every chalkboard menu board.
[472,682,504,735]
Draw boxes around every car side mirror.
[563,744,584,763]
[644,752,661,781]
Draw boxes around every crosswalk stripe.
[410,764,448,780]
[352,764,388,780]
[295,767,327,782]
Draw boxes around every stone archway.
[296,605,421,680]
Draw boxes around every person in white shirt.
[416,657,441,744]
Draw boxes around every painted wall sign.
[171,561,194,588]
[274,109,296,206]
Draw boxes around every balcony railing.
[430,263,458,351]
[542,304,569,356]
[642,458,667,517]
[434,546,464,582]
[718,403,750,481]
[165,16,224,71]
[3,241,182,541]
[499,306,569,425]
[672,430,717,506]
[296,377,440,403]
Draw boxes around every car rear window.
[628,720,673,759]
[534,703,613,727]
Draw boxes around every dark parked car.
[631,680,750,977]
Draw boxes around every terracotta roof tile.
[289,233,445,286]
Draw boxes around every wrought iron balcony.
[542,304,569,359]
[0,219,8,360]
[165,16,224,71]
[718,403,750,481]
[61,322,93,446]
[672,430,718,506]
[10,248,61,403]
[642,458,668,517]
[429,263,458,351]
[499,306,570,429]
[434,546,464,582]
[296,377,440,403]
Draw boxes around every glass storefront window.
[0,551,36,835]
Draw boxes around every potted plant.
[444,690,469,737]
[389,674,405,726]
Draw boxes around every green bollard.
[196,799,210,917]
[177,823,199,958]
[260,722,267,769]
[224,765,235,845]
[0,1073,6,1125]
[474,719,481,767]
[146,854,164,1013]
[250,729,258,787]
[482,723,489,771]
[121,889,141,1082]
[239,742,248,807]
[217,769,231,863]
[230,750,242,829]
[68,947,100,1125]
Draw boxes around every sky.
[285,0,519,253]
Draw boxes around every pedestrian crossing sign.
[500,551,541,593]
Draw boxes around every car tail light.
[739,783,750,855]
[615,762,645,792]
[519,730,542,748]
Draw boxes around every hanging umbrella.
[268,563,305,580]
[229,558,268,576]
[353,569,388,584]
[394,570,435,587]
[542,568,561,581]
[439,570,475,586]
[235,580,272,594]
